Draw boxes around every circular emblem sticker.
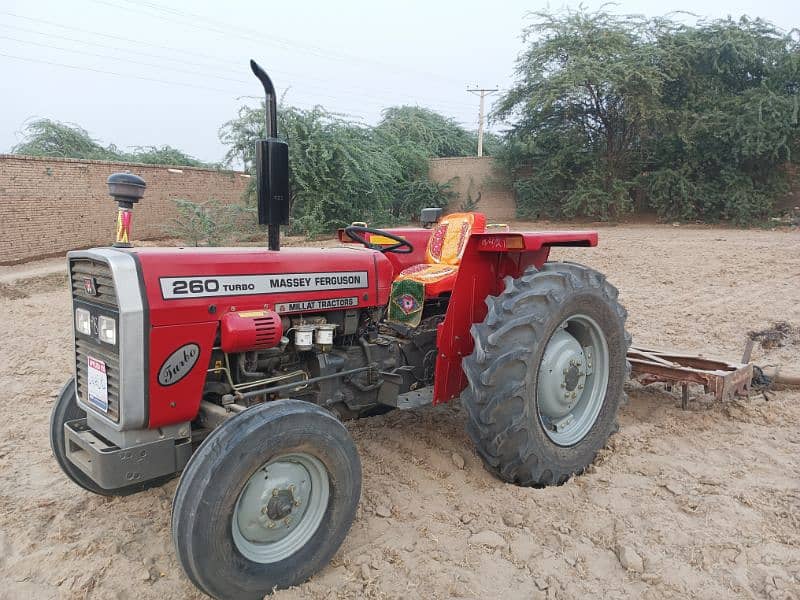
[158,343,200,386]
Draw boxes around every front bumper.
[64,418,191,490]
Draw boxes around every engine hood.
[126,246,393,326]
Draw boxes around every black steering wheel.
[343,225,414,254]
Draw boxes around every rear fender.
[432,231,597,404]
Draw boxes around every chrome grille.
[75,339,121,422]
[71,258,121,422]
[70,259,118,308]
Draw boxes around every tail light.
[220,310,283,353]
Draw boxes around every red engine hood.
[129,246,393,326]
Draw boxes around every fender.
[432,230,598,403]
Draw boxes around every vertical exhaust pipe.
[250,60,290,251]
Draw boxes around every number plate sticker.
[87,357,109,412]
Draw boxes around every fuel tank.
[131,246,394,326]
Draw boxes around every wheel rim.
[232,452,329,564]
[536,314,610,446]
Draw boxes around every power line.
[90,0,470,87]
[0,21,247,71]
[0,11,477,113]
[0,51,243,94]
[0,37,471,120]
[0,34,254,86]
[0,10,238,66]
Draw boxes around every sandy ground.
[0,223,798,600]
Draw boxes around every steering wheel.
[343,226,414,254]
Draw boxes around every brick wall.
[428,156,516,222]
[0,155,250,264]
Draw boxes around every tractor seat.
[394,212,486,296]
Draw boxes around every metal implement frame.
[627,346,753,409]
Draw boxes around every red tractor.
[50,62,630,599]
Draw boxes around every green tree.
[218,103,457,235]
[12,119,119,161]
[646,17,799,223]
[12,118,212,167]
[123,145,212,168]
[495,9,669,220]
[496,9,799,224]
[375,106,477,157]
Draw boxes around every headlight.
[75,308,91,335]
[98,315,116,345]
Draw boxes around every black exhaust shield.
[251,59,290,250]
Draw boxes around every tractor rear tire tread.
[462,262,630,486]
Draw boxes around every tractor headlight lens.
[98,315,116,345]
[75,308,91,335]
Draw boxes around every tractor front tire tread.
[171,399,361,600]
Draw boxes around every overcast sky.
[1,0,795,165]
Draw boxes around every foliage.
[12,119,119,161]
[165,199,255,246]
[375,106,477,157]
[646,17,798,223]
[496,9,799,224]
[11,119,212,167]
[218,104,461,236]
[122,145,214,168]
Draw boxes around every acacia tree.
[12,118,211,167]
[496,10,669,219]
[218,103,458,234]
[12,119,119,161]
[647,17,800,222]
[496,10,800,223]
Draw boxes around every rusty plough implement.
[627,346,753,409]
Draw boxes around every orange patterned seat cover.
[425,212,486,265]
[395,212,486,288]
[394,263,459,285]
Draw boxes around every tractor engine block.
[201,308,442,419]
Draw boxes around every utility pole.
[467,85,498,157]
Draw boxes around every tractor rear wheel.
[171,399,361,600]
[462,262,630,486]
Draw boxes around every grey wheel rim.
[536,314,610,446]
[232,452,329,564]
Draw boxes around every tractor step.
[627,346,752,409]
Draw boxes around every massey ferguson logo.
[83,276,98,296]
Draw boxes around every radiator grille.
[71,258,121,422]
[70,259,118,308]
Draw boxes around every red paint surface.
[130,228,597,426]
[133,246,391,326]
[132,246,392,427]
[432,230,597,403]
[148,321,217,427]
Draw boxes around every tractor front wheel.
[171,399,361,600]
[462,262,630,486]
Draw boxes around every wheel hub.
[235,458,315,545]
[266,489,296,521]
[535,315,610,447]
[537,328,587,418]
[564,363,581,391]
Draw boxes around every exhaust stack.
[250,60,290,251]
